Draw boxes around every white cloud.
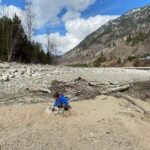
[65,15,118,40]
[0,5,42,34]
[0,5,33,35]
[34,15,119,54]
[0,1,119,54]
[0,0,97,29]
[30,0,96,28]
[0,5,23,19]
[61,10,81,22]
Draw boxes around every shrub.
[133,59,140,67]
[117,57,122,64]
[93,56,107,67]
[128,56,137,62]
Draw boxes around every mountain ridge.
[60,4,150,67]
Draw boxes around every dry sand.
[0,95,150,150]
[1,64,150,150]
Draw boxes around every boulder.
[52,70,60,75]
[88,81,99,86]
[9,74,15,78]
[109,81,119,85]
[2,75,9,81]
[19,69,26,75]
[9,69,18,74]
[0,63,10,69]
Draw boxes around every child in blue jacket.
[52,92,71,111]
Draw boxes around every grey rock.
[10,74,15,78]
[19,69,26,75]
[109,81,119,85]
[2,75,9,81]
[11,69,18,73]
[0,63,10,69]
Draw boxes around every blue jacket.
[54,94,69,107]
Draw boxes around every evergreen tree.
[0,15,52,64]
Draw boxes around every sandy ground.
[1,64,150,150]
[0,95,150,150]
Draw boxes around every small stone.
[20,70,25,75]
[105,132,111,134]
[10,74,15,78]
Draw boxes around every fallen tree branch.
[27,88,51,94]
[102,85,130,94]
[116,92,150,116]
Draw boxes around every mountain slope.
[60,5,150,66]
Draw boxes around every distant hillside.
[60,4,150,67]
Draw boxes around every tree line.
[0,14,53,64]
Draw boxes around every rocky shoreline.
[0,62,150,105]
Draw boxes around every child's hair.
[53,92,60,98]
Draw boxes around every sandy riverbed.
[0,95,150,150]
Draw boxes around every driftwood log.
[117,92,150,116]
[102,85,130,94]
[27,88,51,94]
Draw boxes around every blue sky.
[2,0,150,15]
[0,0,150,53]
[2,0,24,8]
[82,0,150,16]
[1,0,150,35]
